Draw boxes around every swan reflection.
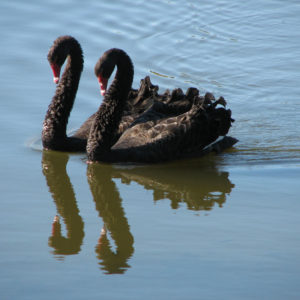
[111,157,234,212]
[87,164,134,274]
[41,150,84,256]
[42,150,234,273]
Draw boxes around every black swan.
[87,48,237,163]
[42,35,161,152]
[42,35,86,151]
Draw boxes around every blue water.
[0,0,300,299]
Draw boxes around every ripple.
[0,0,299,168]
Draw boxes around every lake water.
[1,0,300,299]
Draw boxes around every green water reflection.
[42,151,84,255]
[87,164,134,274]
[111,161,234,211]
[42,151,234,274]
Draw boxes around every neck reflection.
[87,164,134,274]
[42,150,84,256]
[42,150,234,272]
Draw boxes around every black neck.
[87,50,134,161]
[42,40,83,149]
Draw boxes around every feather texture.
[87,49,237,163]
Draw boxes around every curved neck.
[87,50,134,161]
[42,42,83,148]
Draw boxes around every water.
[1,0,300,299]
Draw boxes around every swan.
[87,48,237,163]
[42,35,85,151]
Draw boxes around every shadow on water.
[41,150,235,273]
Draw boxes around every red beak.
[50,63,61,84]
[98,75,108,96]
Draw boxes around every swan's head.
[47,35,83,84]
[94,49,121,96]
[48,38,68,84]
[94,60,115,96]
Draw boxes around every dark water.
[1,0,300,299]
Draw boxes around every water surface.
[0,0,300,299]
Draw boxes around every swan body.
[87,49,237,163]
